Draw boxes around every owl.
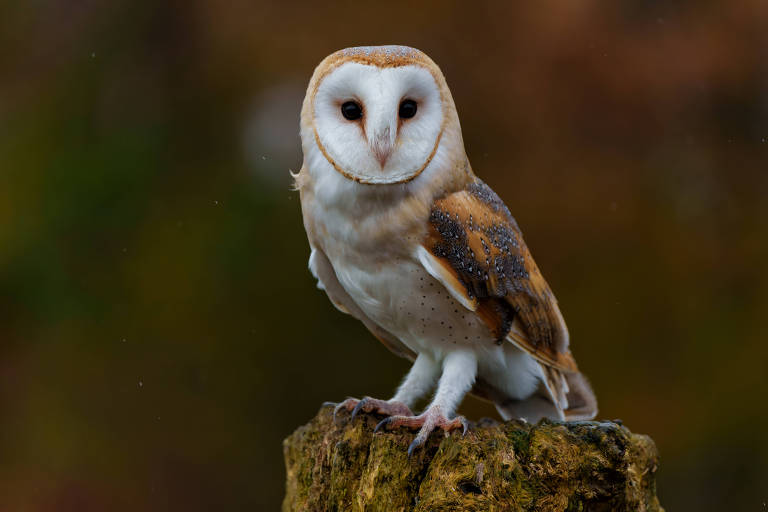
[294,46,597,454]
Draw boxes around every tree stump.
[283,405,663,511]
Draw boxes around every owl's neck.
[300,137,474,260]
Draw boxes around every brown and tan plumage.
[421,177,576,370]
[296,45,597,454]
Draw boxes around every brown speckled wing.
[421,179,578,373]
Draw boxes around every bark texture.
[283,405,663,511]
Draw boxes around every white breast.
[333,255,479,352]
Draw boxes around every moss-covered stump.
[283,405,663,511]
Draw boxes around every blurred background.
[1,0,767,510]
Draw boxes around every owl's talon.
[374,417,390,433]
[372,406,468,454]
[350,398,368,420]
[407,436,425,457]
[331,397,359,421]
[330,396,413,422]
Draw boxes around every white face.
[312,63,444,184]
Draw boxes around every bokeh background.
[2,1,767,510]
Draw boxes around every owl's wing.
[416,178,577,373]
[416,179,598,419]
[309,246,417,362]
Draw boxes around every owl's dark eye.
[399,99,417,119]
[341,101,362,120]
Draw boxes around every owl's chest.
[332,254,479,354]
[323,237,491,358]
[314,205,426,328]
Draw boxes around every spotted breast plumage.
[294,45,597,454]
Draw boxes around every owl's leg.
[390,352,441,407]
[330,353,439,419]
[375,350,477,456]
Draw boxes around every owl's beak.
[370,124,395,168]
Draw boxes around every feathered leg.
[375,350,477,455]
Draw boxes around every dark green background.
[1,1,766,510]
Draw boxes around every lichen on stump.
[283,406,663,511]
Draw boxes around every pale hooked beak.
[369,119,396,168]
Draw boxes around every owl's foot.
[374,405,468,456]
[324,397,413,421]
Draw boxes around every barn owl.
[294,46,597,454]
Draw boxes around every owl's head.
[300,46,462,185]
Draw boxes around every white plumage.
[295,46,597,453]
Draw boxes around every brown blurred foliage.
[1,1,767,510]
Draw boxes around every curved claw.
[374,417,393,433]
[407,436,425,457]
[460,417,469,436]
[321,401,337,408]
[350,397,369,420]
[332,397,358,421]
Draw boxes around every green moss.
[283,406,663,512]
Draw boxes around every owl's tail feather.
[495,393,563,423]
[561,371,598,421]
[495,371,597,423]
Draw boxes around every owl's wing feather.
[418,179,578,373]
